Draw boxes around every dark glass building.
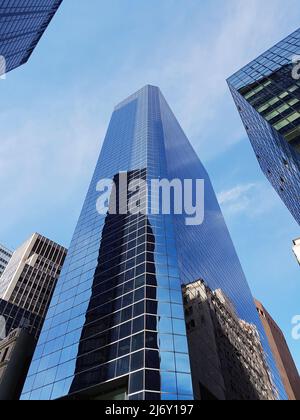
[0,0,63,75]
[228,29,300,225]
[21,86,286,400]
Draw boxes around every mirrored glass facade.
[21,85,286,400]
[228,28,300,225]
[0,0,63,74]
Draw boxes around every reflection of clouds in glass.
[217,182,278,218]
[0,316,6,340]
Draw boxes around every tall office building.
[0,233,67,320]
[21,86,286,400]
[228,29,300,225]
[0,0,63,75]
[255,300,300,400]
[292,238,300,264]
[0,233,67,399]
[0,244,12,279]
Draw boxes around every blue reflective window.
[156,265,168,276]
[157,288,170,302]
[158,317,173,334]
[179,394,194,400]
[176,373,193,396]
[161,372,177,394]
[171,304,184,319]
[39,385,53,401]
[158,302,172,317]
[172,319,186,336]
[175,354,191,373]
[55,360,76,382]
[159,334,174,352]
[170,290,183,304]
[43,366,58,386]
[168,267,179,278]
[169,277,181,291]
[22,376,35,394]
[30,389,42,400]
[161,394,178,401]
[51,380,66,400]
[160,352,176,372]
[174,335,188,354]
[59,345,78,364]
[156,275,169,288]
[28,359,40,376]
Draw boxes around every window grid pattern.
[158,90,287,400]
[0,235,67,340]
[0,298,42,339]
[21,86,286,400]
[0,0,63,73]
[21,86,193,401]
[228,28,300,225]
[0,244,12,278]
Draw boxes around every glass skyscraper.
[21,85,286,400]
[0,0,63,75]
[228,28,300,225]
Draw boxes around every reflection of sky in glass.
[21,85,285,401]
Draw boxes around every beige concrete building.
[0,233,66,319]
[0,233,67,400]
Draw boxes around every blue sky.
[0,0,300,371]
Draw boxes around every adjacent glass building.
[0,0,63,75]
[21,86,286,400]
[228,28,300,225]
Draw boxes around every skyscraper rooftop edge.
[114,84,161,110]
[18,0,64,69]
[227,27,300,85]
[0,0,64,74]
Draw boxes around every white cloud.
[218,184,256,206]
[0,98,105,238]
[217,182,279,218]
